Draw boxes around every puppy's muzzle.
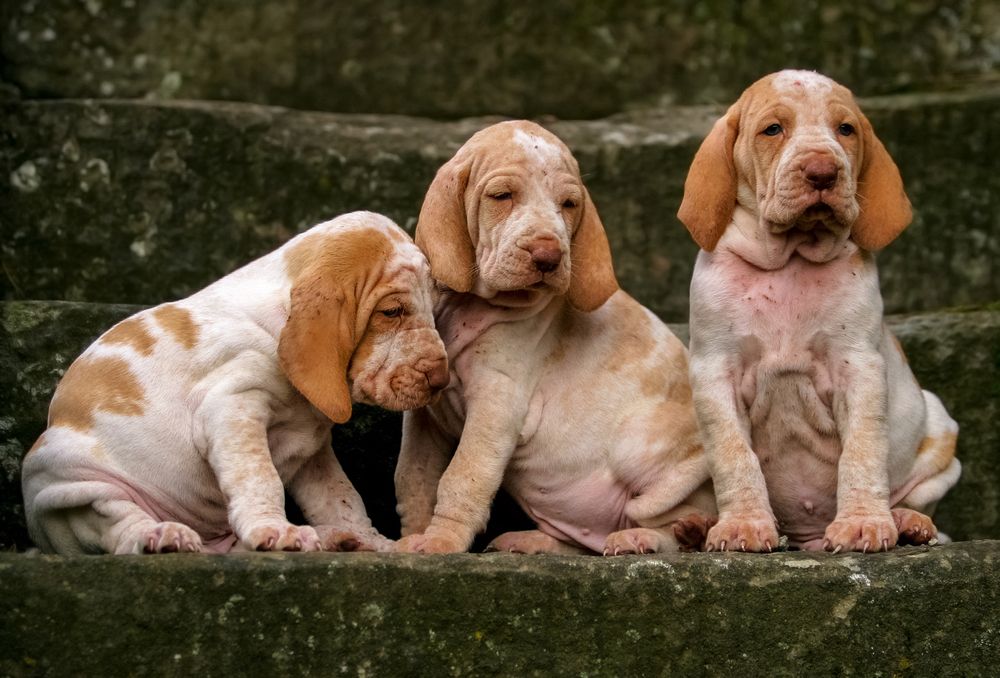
[801,154,839,191]
[525,237,563,274]
[420,356,450,392]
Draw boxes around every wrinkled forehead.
[745,70,857,124]
[382,238,434,293]
[467,122,578,177]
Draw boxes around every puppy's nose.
[424,357,450,391]
[527,238,563,273]
[803,157,839,191]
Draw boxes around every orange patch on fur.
[49,356,146,430]
[25,432,46,458]
[279,227,394,423]
[153,304,199,349]
[284,229,392,283]
[100,316,157,356]
[915,432,959,475]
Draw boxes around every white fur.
[22,211,445,554]
[686,73,960,552]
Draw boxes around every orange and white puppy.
[394,120,715,555]
[22,211,448,555]
[678,70,960,553]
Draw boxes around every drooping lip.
[771,199,845,234]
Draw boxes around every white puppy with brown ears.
[394,120,715,555]
[22,211,448,554]
[678,70,960,553]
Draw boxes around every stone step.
[2,300,998,552]
[2,1,998,118]
[4,89,1000,320]
[2,543,999,676]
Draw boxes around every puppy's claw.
[832,544,843,555]
[740,540,747,552]
[764,540,773,553]
[719,540,727,552]
[882,538,890,552]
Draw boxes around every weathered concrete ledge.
[2,301,997,551]
[2,0,998,117]
[1,542,998,676]
[4,89,1000,319]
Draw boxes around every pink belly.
[507,469,633,553]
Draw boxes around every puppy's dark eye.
[562,199,577,209]
[838,123,855,136]
[489,192,512,201]
[762,123,783,136]
[380,307,403,318]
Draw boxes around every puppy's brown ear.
[568,188,618,312]
[851,116,912,251]
[677,106,741,251]
[415,154,476,292]
[279,228,392,423]
[278,263,356,424]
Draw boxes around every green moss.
[1,544,999,676]
[3,93,1000,320]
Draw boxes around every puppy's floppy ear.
[278,261,356,424]
[415,153,476,292]
[851,115,912,251]
[568,188,618,312]
[677,104,741,251]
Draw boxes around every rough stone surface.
[1,542,999,676]
[3,90,999,319]
[2,0,998,118]
[2,301,997,551]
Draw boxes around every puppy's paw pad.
[824,513,898,553]
[245,522,321,552]
[142,522,202,554]
[394,533,466,554]
[486,530,564,555]
[706,514,779,553]
[315,526,393,552]
[603,528,667,556]
[892,508,937,546]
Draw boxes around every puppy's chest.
[716,255,860,336]
[708,256,865,456]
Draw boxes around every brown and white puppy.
[394,120,715,555]
[678,70,960,553]
[22,211,448,554]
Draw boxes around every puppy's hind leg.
[893,391,961,544]
[90,498,202,554]
[28,487,203,555]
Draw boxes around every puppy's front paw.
[139,522,203,554]
[486,530,586,555]
[706,513,779,552]
[604,528,674,555]
[394,532,467,554]
[892,508,937,546]
[315,526,394,552]
[824,512,897,553]
[244,522,321,552]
